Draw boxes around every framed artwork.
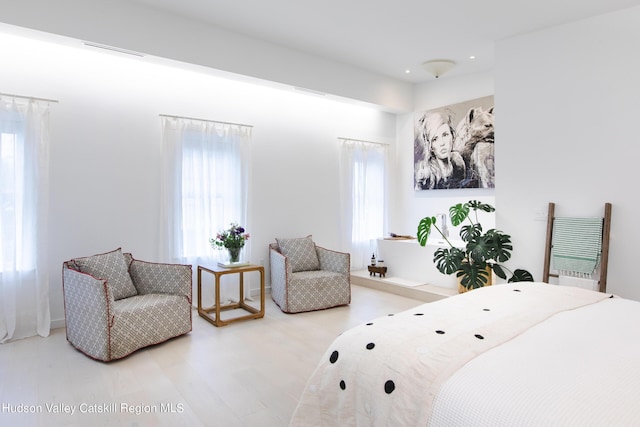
[414,95,494,190]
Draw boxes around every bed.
[290,282,640,426]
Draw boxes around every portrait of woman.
[413,95,495,190]
[414,111,466,190]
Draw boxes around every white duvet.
[290,283,640,426]
[429,295,640,426]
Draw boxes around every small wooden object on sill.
[368,265,388,278]
[384,233,415,240]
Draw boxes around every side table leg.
[215,275,221,326]
[244,270,255,302]
[197,267,202,311]
[256,267,265,317]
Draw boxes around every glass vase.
[227,247,241,263]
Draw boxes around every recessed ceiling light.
[405,69,411,74]
[469,55,476,60]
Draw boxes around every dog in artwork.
[453,106,495,188]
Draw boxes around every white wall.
[389,71,496,239]
[0,31,396,326]
[496,6,640,299]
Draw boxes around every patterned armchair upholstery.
[269,236,351,313]
[62,248,192,362]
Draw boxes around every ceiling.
[126,0,638,84]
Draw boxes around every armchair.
[62,248,192,362]
[270,236,351,313]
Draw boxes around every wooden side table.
[197,264,265,327]
[368,265,387,277]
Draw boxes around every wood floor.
[0,285,423,426]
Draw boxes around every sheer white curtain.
[160,116,251,267]
[0,95,51,343]
[338,138,388,270]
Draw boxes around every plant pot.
[458,266,493,293]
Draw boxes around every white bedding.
[429,296,640,426]
[290,283,640,426]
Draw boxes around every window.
[351,154,384,245]
[0,95,51,342]
[160,116,251,262]
[179,127,245,258]
[0,131,21,271]
[338,138,388,269]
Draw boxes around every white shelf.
[351,270,457,302]
[376,238,460,288]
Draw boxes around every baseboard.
[51,318,66,330]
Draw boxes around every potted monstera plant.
[417,200,534,291]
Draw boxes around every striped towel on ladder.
[552,217,603,276]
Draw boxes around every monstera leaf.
[466,235,490,264]
[491,263,508,280]
[509,269,535,283]
[483,229,513,262]
[468,200,495,213]
[433,247,465,275]
[460,223,483,243]
[449,203,470,226]
[417,216,437,246]
[457,260,491,289]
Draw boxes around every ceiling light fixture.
[422,59,456,79]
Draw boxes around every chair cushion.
[110,294,192,360]
[285,270,351,313]
[276,235,320,272]
[74,248,138,300]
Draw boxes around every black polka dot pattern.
[384,380,395,394]
[322,291,519,414]
[306,283,612,426]
[328,319,491,402]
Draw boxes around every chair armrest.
[269,246,291,280]
[129,259,192,302]
[316,247,350,273]
[63,265,112,325]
